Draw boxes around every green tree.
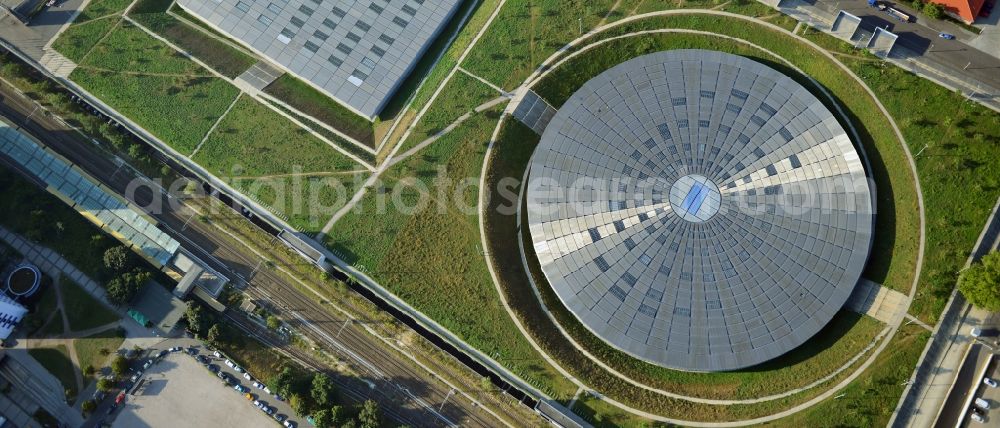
[185,303,208,335]
[358,399,380,428]
[310,373,336,407]
[289,393,310,416]
[923,1,944,18]
[103,246,129,272]
[105,277,130,305]
[111,355,128,377]
[206,324,222,344]
[959,252,1000,310]
[81,399,96,414]
[312,409,333,428]
[267,315,281,330]
[97,378,113,392]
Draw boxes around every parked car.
[234,385,249,393]
[186,348,198,356]
[244,393,255,401]
[243,373,252,381]
[938,32,955,40]
[264,386,272,395]
[972,327,983,337]
[971,411,985,423]
[196,355,210,365]
[252,381,264,389]
[233,365,245,374]
[975,397,991,409]
[142,359,153,370]
[984,377,998,388]
[283,421,296,428]
[263,406,275,416]
[213,350,222,358]
[274,414,286,422]
[207,364,220,374]
[224,359,235,368]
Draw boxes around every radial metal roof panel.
[525,50,874,372]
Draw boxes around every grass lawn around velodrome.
[51,1,369,232]
[323,7,931,424]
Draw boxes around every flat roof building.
[177,0,463,119]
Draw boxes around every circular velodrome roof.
[525,50,874,372]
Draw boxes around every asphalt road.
[0,78,518,427]
[809,0,1000,89]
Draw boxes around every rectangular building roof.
[0,122,181,267]
[177,0,462,119]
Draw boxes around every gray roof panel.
[525,50,873,372]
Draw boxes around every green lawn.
[39,311,66,337]
[263,75,376,147]
[461,0,619,89]
[69,68,238,155]
[460,0,796,91]
[325,108,578,399]
[192,97,366,231]
[398,71,502,153]
[129,11,256,78]
[59,275,120,332]
[29,346,78,401]
[799,31,1000,323]
[773,324,930,426]
[74,0,132,22]
[73,328,126,377]
[193,97,359,176]
[50,16,121,63]
[78,21,206,75]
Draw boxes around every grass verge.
[59,275,119,332]
[29,346,78,401]
[324,108,579,398]
[799,29,1000,323]
[73,328,126,376]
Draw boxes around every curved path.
[477,9,926,427]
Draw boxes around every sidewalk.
[773,0,1000,113]
[890,196,1000,427]
[0,225,161,341]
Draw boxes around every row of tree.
[184,303,381,427]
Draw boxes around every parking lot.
[962,354,1000,427]
[108,341,301,428]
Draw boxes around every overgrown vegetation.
[263,75,376,148]
[129,10,256,78]
[191,97,366,231]
[325,109,578,399]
